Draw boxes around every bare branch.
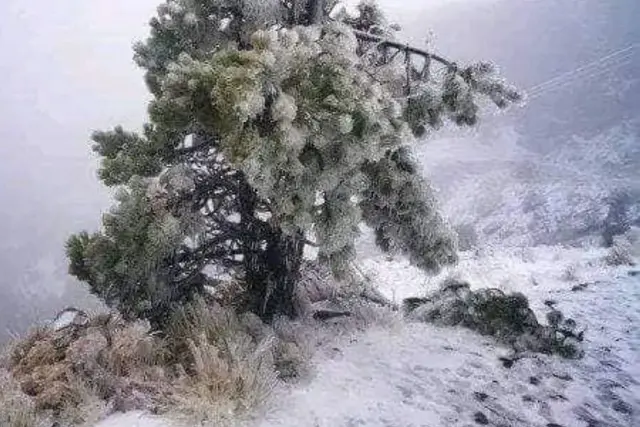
[352,29,453,68]
[304,239,319,247]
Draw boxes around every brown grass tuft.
[163,298,279,424]
[1,313,169,425]
[1,266,395,426]
[0,368,43,427]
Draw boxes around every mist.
[0,0,159,341]
[1,0,638,343]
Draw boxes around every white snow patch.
[95,411,173,427]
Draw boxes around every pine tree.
[67,0,520,327]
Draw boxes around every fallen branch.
[313,309,352,321]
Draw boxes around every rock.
[52,308,89,331]
[628,270,639,277]
[571,283,589,292]
[473,411,489,425]
[499,357,517,369]
[360,285,394,307]
[552,373,573,381]
[529,376,540,385]
[549,394,568,401]
[403,297,430,314]
[546,310,563,327]
[547,423,565,427]
[473,391,489,402]
[562,318,577,330]
[544,299,557,307]
[612,399,633,415]
[555,337,584,359]
[441,278,472,294]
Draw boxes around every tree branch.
[304,239,319,248]
[352,29,453,68]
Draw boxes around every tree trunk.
[306,0,325,25]
[246,229,305,321]
[237,173,305,322]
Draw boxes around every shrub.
[163,298,279,423]
[405,279,585,359]
[604,236,635,266]
[0,368,42,427]
[2,314,168,425]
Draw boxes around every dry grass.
[0,267,397,427]
[1,314,169,426]
[163,298,280,425]
[0,368,43,427]
[0,299,311,426]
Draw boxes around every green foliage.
[66,176,202,325]
[361,147,458,270]
[68,0,520,324]
[151,22,419,274]
[406,281,585,359]
[92,126,164,186]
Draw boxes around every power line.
[525,42,638,99]
[527,56,634,100]
[528,43,637,92]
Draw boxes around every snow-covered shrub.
[1,312,170,425]
[405,279,584,359]
[604,235,635,266]
[164,297,278,423]
[622,226,640,257]
[561,264,579,282]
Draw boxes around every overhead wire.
[525,42,638,100]
[527,56,634,101]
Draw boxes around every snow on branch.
[352,29,454,68]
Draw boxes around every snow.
[244,244,639,427]
[248,245,640,427]
[96,243,640,427]
[94,412,172,427]
[52,308,88,331]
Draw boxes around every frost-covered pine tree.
[67,0,520,327]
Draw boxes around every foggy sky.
[0,0,638,342]
[0,0,159,337]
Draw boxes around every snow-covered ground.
[250,247,639,427]
[97,243,640,427]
